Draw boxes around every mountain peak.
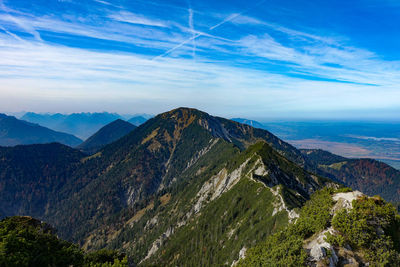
[160,107,208,121]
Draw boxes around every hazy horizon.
[3,108,400,123]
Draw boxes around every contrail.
[152,0,267,60]
[0,25,25,42]
[209,13,241,30]
[153,33,202,60]
[188,7,196,59]
[152,14,234,60]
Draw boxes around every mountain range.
[0,113,82,147]
[21,112,149,139]
[21,112,124,139]
[1,107,400,266]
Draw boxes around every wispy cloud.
[0,25,24,41]
[108,11,168,28]
[188,5,196,58]
[93,0,112,6]
[0,13,42,41]
[236,31,400,87]
[1,33,399,116]
[231,14,265,25]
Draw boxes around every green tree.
[0,216,84,267]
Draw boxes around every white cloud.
[108,11,168,28]
[231,15,264,25]
[93,0,113,6]
[0,34,399,117]
[0,13,42,40]
[236,32,400,87]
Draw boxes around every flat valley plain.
[261,121,400,170]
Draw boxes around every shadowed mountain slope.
[128,116,148,126]
[77,119,136,154]
[0,143,85,217]
[301,149,400,202]
[0,113,82,147]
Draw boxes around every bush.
[84,249,125,265]
[0,216,128,267]
[0,216,84,267]
[330,196,400,265]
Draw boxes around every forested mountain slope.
[301,149,400,202]
[43,108,328,256]
[0,143,84,217]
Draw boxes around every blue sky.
[0,0,399,119]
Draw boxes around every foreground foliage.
[326,195,400,265]
[239,187,400,266]
[0,216,127,267]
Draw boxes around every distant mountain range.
[0,113,82,147]
[1,107,400,265]
[21,112,150,139]
[77,119,136,154]
[21,112,124,139]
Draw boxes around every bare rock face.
[231,247,247,266]
[304,227,335,263]
[332,191,364,212]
